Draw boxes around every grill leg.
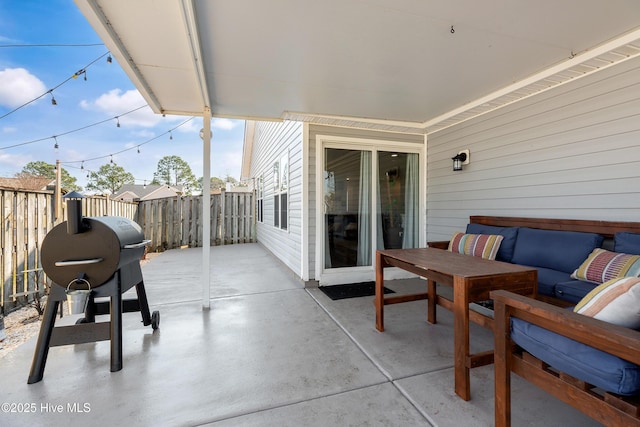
[135,281,152,326]
[110,274,123,372]
[28,297,60,384]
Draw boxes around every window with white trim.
[256,175,264,223]
[273,153,288,230]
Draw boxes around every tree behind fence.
[1,190,255,313]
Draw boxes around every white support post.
[201,109,212,309]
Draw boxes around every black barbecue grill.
[41,215,148,290]
[28,193,159,384]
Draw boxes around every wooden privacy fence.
[1,190,254,314]
[1,190,136,314]
[136,191,256,252]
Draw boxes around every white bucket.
[66,279,91,315]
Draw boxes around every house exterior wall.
[426,55,640,241]
[249,120,304,277]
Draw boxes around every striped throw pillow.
[448,232,504,260]
[574,277,640,328]
[571,248,640,284]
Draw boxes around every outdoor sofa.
[445,216,640,426]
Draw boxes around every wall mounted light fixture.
[452,149,470,171]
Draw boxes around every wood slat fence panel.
[1,190,254,314]
[136,191,255,251]
[1,190,137,314]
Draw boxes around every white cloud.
[80,89,166,127]
[0,68,47,108]
[0,152,32,175]
[2,126,17,133]
[213,118,240,130]
[131,129,156,138]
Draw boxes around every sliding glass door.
[378,151,419,250]
[323,148,419,271]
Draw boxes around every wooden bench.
[455,216,640,306]
[469,216,640,426]
[492,290,640,426]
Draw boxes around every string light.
[0,43,105,48]
[0,51,110,121]
[107,54,112,64]
[169,130,173,140]
[72,69,87,80]
[65,164,153,189]
[53,136,59,150]
[59,117,195,167]
[137,146,141,154]
[81,161,84,170]
[116,117,121,127]
[0,105,147,151]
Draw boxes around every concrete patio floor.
[0,243,602,426]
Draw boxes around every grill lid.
[41,216,146,288]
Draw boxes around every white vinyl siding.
[426,55,640,241]
[248,121,303,277]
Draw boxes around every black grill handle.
[54,258,104,267]
[123,240,152,249]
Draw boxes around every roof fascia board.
[179,0,211,112]
[79,0,164,114]
[282,111,424,130]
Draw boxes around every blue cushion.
[524,267,572,297]
[555,280,598,304]
[465,224,518,263]
[614,232,640,255]
[511,228,603,274]
[511,317,640,395]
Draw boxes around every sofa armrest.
[427,240,449,250]
[490,290,640,364]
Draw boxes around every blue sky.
[0,0,245,190]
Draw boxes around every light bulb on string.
[110,155,114,164]
[107,54,112,64]
[49,91,57,106]
[116,117,120,128]
[53,136,59,151]
[73,69,87,81]
[137,146,140,154]
[169,131,173,140]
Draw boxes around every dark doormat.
[319,282,395,301]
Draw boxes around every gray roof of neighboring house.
[0,177,55,192]
[113,184,183,200]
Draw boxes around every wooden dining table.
[375,247,537,401]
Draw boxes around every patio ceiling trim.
[281,28,640,137]
[424,28,640,135]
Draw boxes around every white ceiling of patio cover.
[76,0,640,127]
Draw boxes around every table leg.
[427,279,437,324]
[375,251,385,332]
[453,275,471,401]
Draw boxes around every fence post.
[220,189,226,245]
